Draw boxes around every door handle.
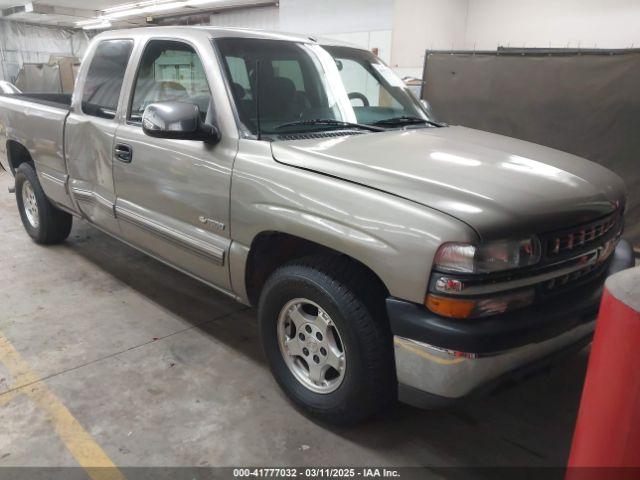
[114,144,132,163]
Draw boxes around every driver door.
[112,39,234,290]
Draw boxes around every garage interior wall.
[464,0,640,50]
[204,0,640,78]
[392,0,640,77]
[0,20,89,83]
[208,0,394,63]
[391,0,468,78]
[209,4,280,30]
[0,1,637,83]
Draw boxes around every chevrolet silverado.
[0,27,633,424]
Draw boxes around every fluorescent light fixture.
[82,20,112,30]
[104,8,145,19]
[103,0,175,13]
[76,18,105,26]
[102,1,188,19]
[76,0,226,25]
[186,0,223,5]
[142,1,186,13]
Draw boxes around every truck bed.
[0,92,73,210]
[6,92,72,110]
[0,92,71,172]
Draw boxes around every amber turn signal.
[425,294,476,319]
[426,288,535,319]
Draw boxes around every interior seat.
[261,76,298,121]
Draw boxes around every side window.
[226,56,251,93]
[81,40,133,119]
[335,58,401,109]
[130,40,211,121]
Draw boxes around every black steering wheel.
[348,92,369,107]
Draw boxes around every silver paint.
[271,127,626,241]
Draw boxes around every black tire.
[15,163,72,245]
[259,254,396,425]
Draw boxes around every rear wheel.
[259,255,396,425]
[15,163,72,244]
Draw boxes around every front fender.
[229,140,478,304]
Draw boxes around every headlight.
[433,237,541,274]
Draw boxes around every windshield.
[215,37,433,135]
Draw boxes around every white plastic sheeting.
[0,20,89,83]
[14,63,62,92]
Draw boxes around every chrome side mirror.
[142,101,220,143]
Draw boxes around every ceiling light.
[82,20,112,30]
[104,7,145,19]
[103,0,175,13]
[186,0,223,5]
[143,1,186,13]
[76,0,226,25]
[76,18,104,26]
[103,0,188,19]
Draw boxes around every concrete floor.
[0,168,592,468]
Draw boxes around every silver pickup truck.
[0,27,634,424]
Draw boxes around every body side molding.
[115,205,225,266]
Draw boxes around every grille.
[544,211,620,257]
[543,262,598,291]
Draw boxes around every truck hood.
[271,126,626,240]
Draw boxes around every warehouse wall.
[391,0,640,76]
[391,0,468,77]
[280,0,394,63]
[209,4,280,30]
[465,0,640,50]
[208,0,394,63]
[279,0,393,34]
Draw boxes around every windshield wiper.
[275,119,385,132]
[373,116,445,127]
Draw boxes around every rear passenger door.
[66,39,134,236]
[112,39,235,290]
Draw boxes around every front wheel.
[15,163,72,244]
[259,255,396,425]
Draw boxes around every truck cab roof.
[92,25,358,49]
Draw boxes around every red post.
[567,266,640,475]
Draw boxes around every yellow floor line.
[0,332,125,480]
[0,389,18,406]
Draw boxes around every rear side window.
[81,39,133,119]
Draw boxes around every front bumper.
[389,239,635,407]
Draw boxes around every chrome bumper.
[394,320,595,402]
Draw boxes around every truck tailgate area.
[0,93,73,210]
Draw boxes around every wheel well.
[6,140,34,175]
[245,231,389,305]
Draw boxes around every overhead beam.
[0,0,278,28]
[0,2,99,22]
